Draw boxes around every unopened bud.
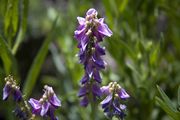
[11,84,16,88]
[85,29,92,36]
[115,93,119,98]
[39,98,44,103]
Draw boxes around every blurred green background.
[0,0,180,120]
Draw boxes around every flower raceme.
[3,75,22,102]
[74,8,112,107]
[101,82,130,119]
[2,75,29,119]
[29,85,61,120]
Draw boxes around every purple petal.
[93,70,101,83]
[80,96,89,107]
[48,106,58,120]
[78,50,86,64]
[113,103,126,119]
[86,8,97,16]
[78,86,88,97]
[96,45,105,55]
[118,89,130,99]
[120,104,126,110]
[101,94,112,109]
[93,31,103,41]
[40,102,50,116]
[74,27,86,40]
[29,98,41,109]
[85,61,93,77]
[3,84,11,100]
[113,103,122,114]
[80,36,88,51]
[103,106,110,113]
[92,55,105,69]
[92,83,102,97]
[99,18,104,23]
[98,23,113,37]
[101,86,110,95]
[77,17,85,25]
[13,89,22,102]
[101,94,112,105]
[80,73,89,84]
[50,94,61,107]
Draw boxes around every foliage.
[156,85,180,120]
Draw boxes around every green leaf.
[0,35,18,75]
[12,0,29,55]
[150,44,159,66]
[156,85,177,112]
[21,0,29,34]
[23,16,59,98]
[156,85,180,120]
[118,0,129,13]
[4,0,19,46]
[156,97,180,120]
[11,0,18,35]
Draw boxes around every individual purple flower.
[28,85,61,120]
[75,8,112,107]
[78,82,102,107]
[3,75,22,102]
[101,82,130,119]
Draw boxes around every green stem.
[91,100,96,120]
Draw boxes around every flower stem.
[90,99,96,120]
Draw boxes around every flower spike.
[75,8,112,107]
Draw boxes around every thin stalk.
[90,100,96,120]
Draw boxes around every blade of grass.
[23,16,59,98]
[0,35,18,75]
[12,0,29,55]
[4,0,19,47]
[155,97,180,120]
[156,85,177,111]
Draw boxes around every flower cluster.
[29,85,61,120]
[101,82,130,119]
[3,75,22,102]
[75,8,112,106]
[2,75,30,119]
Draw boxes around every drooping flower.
[78,82,102,107]
[75,8,112,107]
[101,82,130,119]
[3,75,22,102]
[28,85,61,120]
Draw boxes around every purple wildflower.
[101,82,130,119]
[3,75,22,102]
[78,82,102,107]
[28,85,61,120]
[75,8,112,106]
